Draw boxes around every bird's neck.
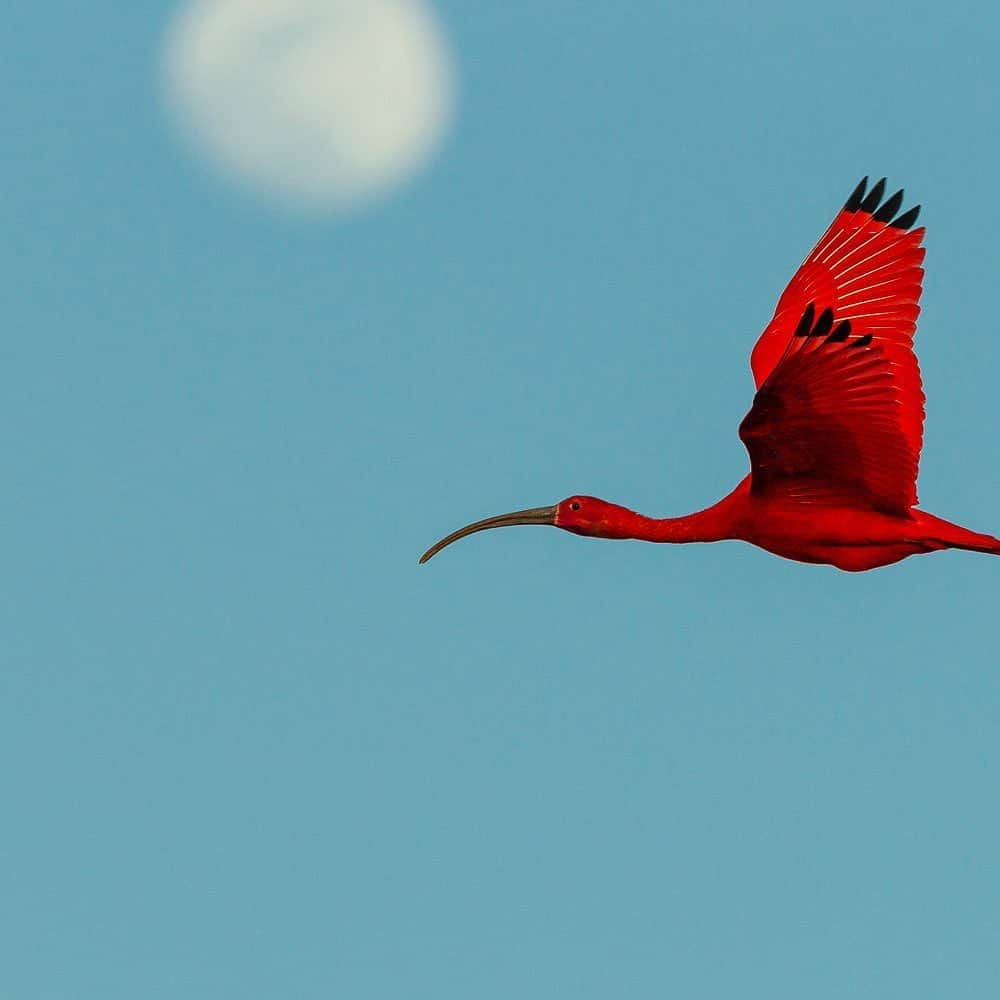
[600,481,747,544]
[622,506,733,544]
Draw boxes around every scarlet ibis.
[421,177,1000,571]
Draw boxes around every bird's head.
[419,495,632,563]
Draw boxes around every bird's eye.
[571,502,581,511]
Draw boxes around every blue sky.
[3,1,1000,997]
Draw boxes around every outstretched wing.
[744,177,926,510]
[739,306,920,513]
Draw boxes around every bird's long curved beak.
[419,505,557,564]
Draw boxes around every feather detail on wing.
[740,306,920,513]
[746,177,926,508]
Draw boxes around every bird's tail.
[913,511,1000,556]
[946,535,1000,556]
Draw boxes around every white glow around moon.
[161,0,456,214]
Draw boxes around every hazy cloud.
[160,0,457,215]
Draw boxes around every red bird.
[421,177,1000,571]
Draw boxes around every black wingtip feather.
[850,333,874,349]
[812,308,834,339]
[873,188,904,223]
[844,176,868,211]
[848,176,920,229]
[794,303,816,337]
[891,204,921,230]
[826,320,852,342]
[859,178,887,214]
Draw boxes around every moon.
[160,0,457,214]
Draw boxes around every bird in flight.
[421,177,1000,571]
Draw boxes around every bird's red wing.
[746,177,926,509]
[740,307,920,513]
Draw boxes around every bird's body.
[421,177,1000,570]
[574,475,1000,572]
